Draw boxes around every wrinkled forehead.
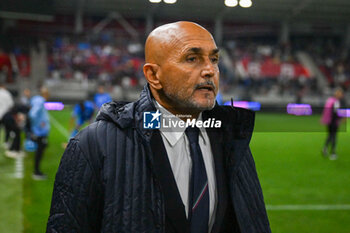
[145,22,217,63]
[165,26,216,50]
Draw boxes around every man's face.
[98,86,104,94]
[335,89,344,100]
[158,31,220,112]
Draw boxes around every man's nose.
[201,58,215,78]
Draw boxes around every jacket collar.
[134,85,158,141]
[95,84,156,137]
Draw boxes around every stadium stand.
[1,4,349,108]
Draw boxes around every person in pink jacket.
[321,88,344,160]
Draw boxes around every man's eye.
[211,57,219,63]
[187,57,197,62]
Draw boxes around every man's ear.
[143,63,162,90]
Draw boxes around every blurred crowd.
[294,38,350,90]
[223,40,317,100]
[1,33,349,98]
[47,34,145,88]
[0,48,31,83]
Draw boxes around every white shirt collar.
[154,100,207,147]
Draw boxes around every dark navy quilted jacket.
[46,85,271,233]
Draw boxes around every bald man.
[47,22,270,233]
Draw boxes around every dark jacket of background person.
[46,86,270,233]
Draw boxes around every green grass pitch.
[0,108,349,233]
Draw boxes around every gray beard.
[163,89,216,112]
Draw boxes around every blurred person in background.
[18,88,32,137]
[321,88,345,160]
[19,88,31,106]
[0,80,14,149]
[47,21,270,233]
[69,100,95,138]
[93,84,112,110]
[2,88,32,158]
[2,105,26,158]
[29,86,50,180]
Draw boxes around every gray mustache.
[194,81,216,90]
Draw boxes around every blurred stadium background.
[0,0,350,232]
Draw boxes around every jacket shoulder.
[214,105,255,120]
[73,120,118,174]
[205,105,255,139]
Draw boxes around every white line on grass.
[267,204,350,210]
[49,113,70,139]
[13,156,24,179]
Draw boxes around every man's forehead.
[163,26,214,48]
[177,40,219,54]
[145,21,217,63]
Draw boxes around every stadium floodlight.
[149,0,161,3]
[164,0,177,4]
[225,0,238,7]
[239,0,252,8]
